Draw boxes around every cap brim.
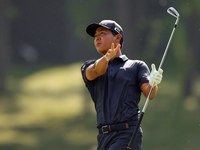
[86,23,109,37]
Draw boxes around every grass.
[0,62,199,150]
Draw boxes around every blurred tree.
[113,1,170,60]
[65,0,109,62]
[113,0,148,58]
[0,0,12,92]
[12,0,66,64]
[182,1,200,97]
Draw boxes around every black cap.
[86,20,124,43]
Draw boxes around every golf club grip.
[127,112,144,150]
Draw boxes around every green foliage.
[6,5,19,19]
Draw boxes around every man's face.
[94,27,116,55]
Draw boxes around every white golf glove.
[149,64,163,86]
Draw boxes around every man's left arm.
[141,64,163,100]
[141,83,158,100]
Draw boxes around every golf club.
[127,7,180,150]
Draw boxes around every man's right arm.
[85,55,109,81]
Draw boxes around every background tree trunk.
[183,8,199,97]
[113,1,147,59]
[0,0,12,92]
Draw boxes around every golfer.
[81,20,163,150]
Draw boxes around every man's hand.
[104,43,121,61]
[149,64,163,86]
[86,43,121,81]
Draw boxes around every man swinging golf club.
[81,20,163,150]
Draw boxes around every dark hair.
[111,31,123,48]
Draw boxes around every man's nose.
[95,35,100,41]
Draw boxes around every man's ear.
[116,34,122,43]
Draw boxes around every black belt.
[98,121,137,134]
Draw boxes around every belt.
[98,121,137,134]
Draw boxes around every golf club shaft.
[158,23,178,70]
[127,16,179,150]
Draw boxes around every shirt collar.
[119,55,128,61]
[110,55,128,63]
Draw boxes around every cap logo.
[114,26,120,33]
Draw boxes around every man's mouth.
[96,43,101,47]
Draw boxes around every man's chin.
[97,48,107,55]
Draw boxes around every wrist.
[104,55,109,62]
[149,80,155,87]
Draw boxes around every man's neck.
[110,49,122,61]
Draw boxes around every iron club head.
[167,7,180,18]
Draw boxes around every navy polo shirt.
[81,55,150,127]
